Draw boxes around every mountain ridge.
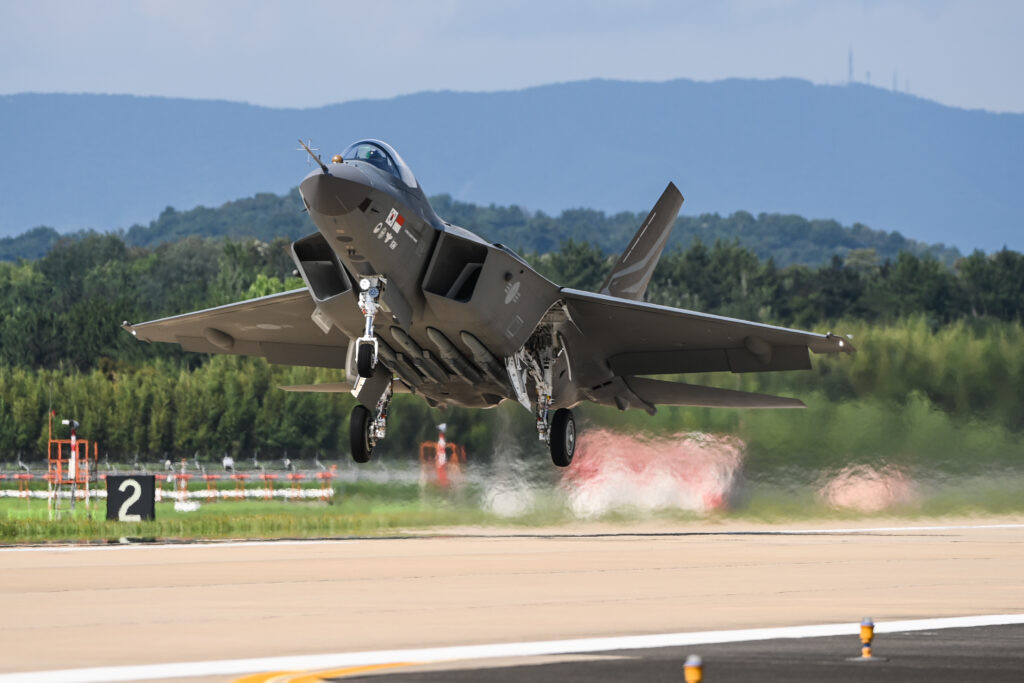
[1,78,1020,250]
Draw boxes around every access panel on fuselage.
[420,232,558,357]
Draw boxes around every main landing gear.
[549,408,576,467]
[349,379,393,463]
[505,333,577,468]
[355,276,385,378]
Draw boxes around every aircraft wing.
[561,288,853,377]
[123,288,349,368]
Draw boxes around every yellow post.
[684,654,703,683]
[860,617,875,658]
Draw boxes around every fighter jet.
[124,139,854,466]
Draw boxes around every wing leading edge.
[123,288,349,368]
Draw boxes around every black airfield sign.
[124,139,854,469]
[106,475,156,521]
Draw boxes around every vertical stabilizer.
[599,182,684,300]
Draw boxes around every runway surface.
[365,624,1024,682]
[2,517,1023,680]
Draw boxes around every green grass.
[4,471,1024,544]
[0,488,495,544]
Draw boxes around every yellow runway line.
[289,662,417,681]
[233,672,300,683]
[236,662,417,683]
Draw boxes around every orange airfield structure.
[418,425,466,488]
[8,412,404,511]
[46,410,99,519]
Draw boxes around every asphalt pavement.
[353,624,1024,682]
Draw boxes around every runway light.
[684,654,703,683]
[860,616,874,658]
[846,616,886,662]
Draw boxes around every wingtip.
[664,181,684,206]
[827,332,857,353]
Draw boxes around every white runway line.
[0,538,354,553]
[4,614,1024,682]
[767,523,1024,534]
[6,520,1024,552]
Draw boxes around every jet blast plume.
[819,465,918,512]
[561,429,745,517]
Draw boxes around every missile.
[459,331,510,386]
[389,326,449,383]
[426,327,482,384]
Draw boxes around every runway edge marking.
[5,614,1024,683]
[3,522,1024,553]
[0,539,356,553]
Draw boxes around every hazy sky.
[1,0,1021,112]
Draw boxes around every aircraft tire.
[349,405,372,463]
[549,408,576,467]
[356,343,375,378]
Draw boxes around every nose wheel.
[356,343,375,378]
[549,408,576,467]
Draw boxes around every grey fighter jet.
[124,139,854,466]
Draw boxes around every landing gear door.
[344,339,358,387]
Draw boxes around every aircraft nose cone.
[299,167,368,217]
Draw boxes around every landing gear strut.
[505,327,577,467]
[356,276,385,378]
[348,379,393,463]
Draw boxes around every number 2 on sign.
[118,478,142,522]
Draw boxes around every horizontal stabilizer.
[599,182,684,301]
[279,383,351,393]
[624,376,805,409]
[280,382,412,395]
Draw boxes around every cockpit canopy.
[341,140,418,189]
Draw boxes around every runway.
[368,623,1024,682]
[2,518,1023,680]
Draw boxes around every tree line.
[3,318,1023,471]
[3,188,960,268]
[1,228,1022,466]
[0,232,1021,374]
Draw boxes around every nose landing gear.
[356,276,385,378]
[348,379,393,463]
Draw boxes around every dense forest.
[1,189,960,267]
[4,318,1024,476]
[0,230,1017,373]
[1,217,1022,470]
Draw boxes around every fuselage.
[294,140,582,410]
